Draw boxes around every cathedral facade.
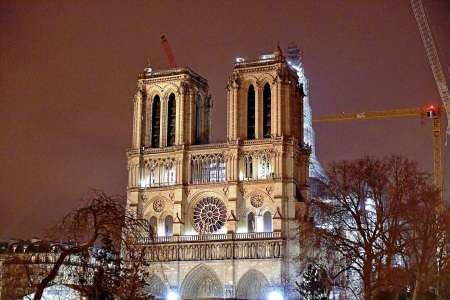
[126,46,311,299]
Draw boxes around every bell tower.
[131,67,212,150]
[227,45,304,143]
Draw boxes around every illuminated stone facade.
[126,47,311,299]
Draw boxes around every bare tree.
[5,190,154,300]
[304,156,448,300]
[399,182,450,300]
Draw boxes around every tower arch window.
[164,215,173,236]
[151,95,161,148]
[149,216,157,237]
[263,83,271,138]
[263,211,272,232]
[247,212,255,233]
[167,93,176,146]
[244,156,253,179]
[195,96,202,144]
[247,85,256,140]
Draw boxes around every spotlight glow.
[166,290,179,300]
[267,290,283,300]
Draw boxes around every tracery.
[191,153,226,184]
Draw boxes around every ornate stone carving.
[222,186,229,196]
[250,194,264,208]
[192,197,227,233]
[265,185,273,195]
[152,198,164,213]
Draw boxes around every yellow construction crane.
[410,0,450,136]
[313,105,443,194]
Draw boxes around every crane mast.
[410,0,450,136]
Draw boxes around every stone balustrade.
[137,232,284,262]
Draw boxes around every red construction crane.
[160,35,177,68]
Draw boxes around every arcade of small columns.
[127,143,296,188]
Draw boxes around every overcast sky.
[1,0,449,239]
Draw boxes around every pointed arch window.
[263,83,271,138]
[149,216,157,237]
[151,95,161,148]
[248,212,255,233]
[195,96,202,144]
[263,211,272,232]
[167,93,176,146]
[247,85,256,139]
[164,215,173,236]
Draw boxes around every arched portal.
[236,269,270,299]
[181,264,223,299]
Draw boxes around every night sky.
[1,1,449,239]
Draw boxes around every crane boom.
[160,35,177,68]
[314,107,426,122]
[314,105,443,195]
[410,0,450,136]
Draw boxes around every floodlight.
[166,290,179,300]
[267,289,283,300]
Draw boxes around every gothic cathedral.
[126,46,311,299]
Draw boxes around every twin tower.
[127,46,311,299]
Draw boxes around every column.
[160,97,167,147]
[277,79,282,136]
[271,82,278,137]
[232,81,239,140]
[188,91,195,144]
[226,86,231,140]
[179,89,185,144]
[255,85,263,139]
[132,91,142,149]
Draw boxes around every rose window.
[250,194,264,208]
[152,198,164,212]
[192,197,227,233]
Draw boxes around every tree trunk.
[363,260,373,300]
[411,278,420,300]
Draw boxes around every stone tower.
[126,47,310,299]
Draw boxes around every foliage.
[296,264,329,300]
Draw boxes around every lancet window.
[151,95,161,148]
[164,215,173,236]
[141,158,176,188]
[263,83,271,138]
[248,212,255,233]
[263,211,272,232]
[149,216,157,237]
[190,153,226,184]
[247,85,256,140]
[167,93,176,146]
[240,151,272,180]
